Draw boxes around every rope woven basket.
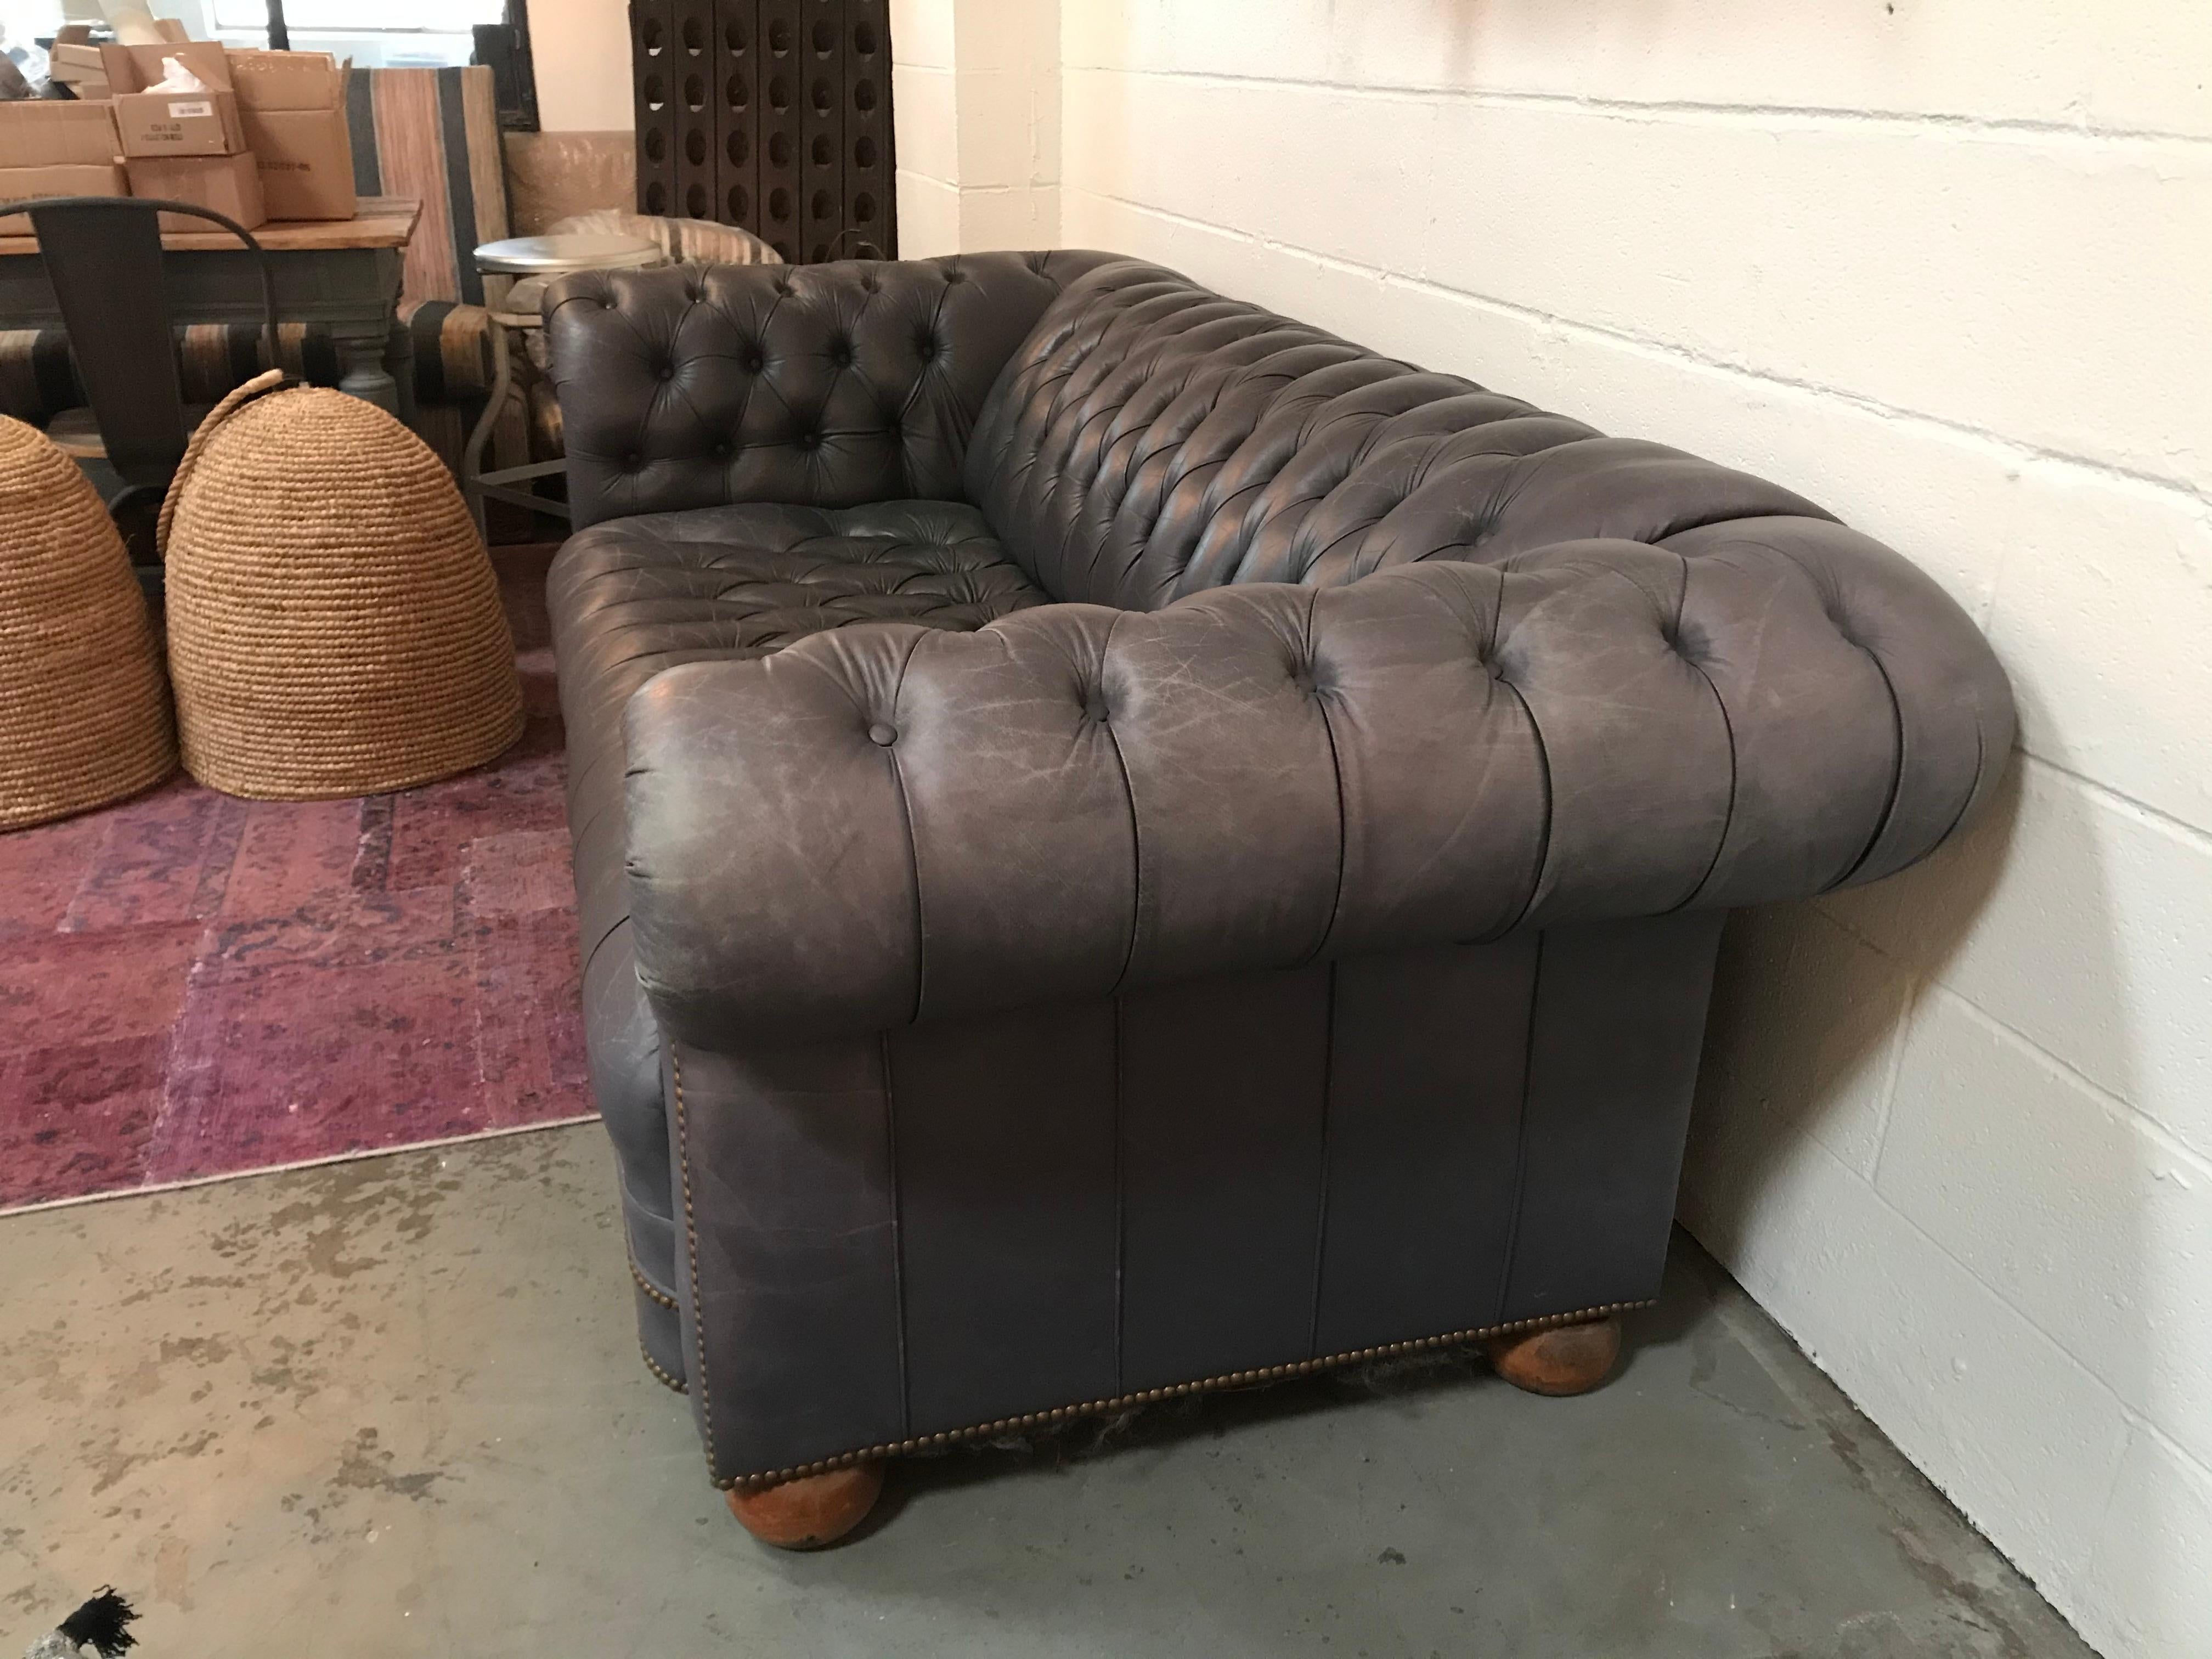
[0,416,176,831]
[159,371,523,799]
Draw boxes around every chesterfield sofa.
[543,251,2012,1547]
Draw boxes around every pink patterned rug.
[0,555,592,1215]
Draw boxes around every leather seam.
[1300,584,1351,967]
[881,1029,912,1440]
[1493,673,1554,936]
[883,627,932,1025]
[719,1299,1645,1490]
[671,1050,720,1477]
[1496,932,1548,1319]
[1829,640,1910,890]
[1096,609,1142,996]
[1668,550,1739,913]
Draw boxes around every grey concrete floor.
[2,1125,2090,1659]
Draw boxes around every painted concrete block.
[1693,904,1911,1184]
[892,64,960,184]
[895,168,961,258]
[1062,70,2212,487]
[1680,1133,2129,1606]
[1059,0,2212,141]
[1822,759,2212,1166]
[1986,461,2212,837]
[2078,1426,2212,1659]
[1877,989,2212,1472]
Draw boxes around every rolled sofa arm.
[623,518,2012,1049]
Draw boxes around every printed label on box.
[166,101,214,119]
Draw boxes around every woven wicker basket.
[0,416,176,831]
[159,371,523,799]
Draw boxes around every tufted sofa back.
[546,250,1116,529]
[963,261,1837,610]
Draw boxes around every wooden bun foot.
[1482,1316,1622,1397]
[726,1462,885,1549]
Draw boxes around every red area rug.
[0,551,592,1215]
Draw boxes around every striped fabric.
[0,322,345,417]
[351,65,514,471]
[548,208,778,267]
[0,329,81,423]
[348,65,511,311]
[399,298,496,404]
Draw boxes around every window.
[207,0,505,69]
[201,0,539,129]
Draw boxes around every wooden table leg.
[332,319,402,414]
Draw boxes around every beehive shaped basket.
[0,416,176,831]
[159,371,523,799]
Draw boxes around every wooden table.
[0,196,422,415]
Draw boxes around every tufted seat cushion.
[548,496,1045,1325]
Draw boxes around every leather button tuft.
[657,363,675,381]
[743,351,766,373]
[866,722,896,747]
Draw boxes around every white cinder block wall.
[891,0,1059,255]
[888,3,2212,1654]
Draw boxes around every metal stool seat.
[462,233,661,529]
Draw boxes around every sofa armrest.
[622,521,2012,1049]
[541,251,1121,529]
[399,300,496,402]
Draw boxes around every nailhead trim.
[719,1300,1648,1491]
[629,1254,679,1311]
[639,1339,688,1395]
[671,1052,720,1472]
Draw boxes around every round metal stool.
[462,232,662,529]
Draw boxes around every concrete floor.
[2,1126,2091,1659]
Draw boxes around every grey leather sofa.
[544,251,2012,1545]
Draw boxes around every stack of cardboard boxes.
[0,102,127,231]
[0,32,357,236]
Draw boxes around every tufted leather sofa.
[543,251,2012,1537]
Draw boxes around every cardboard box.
[100,42,247,159]
[0,101,123,168]
[125,151,266,234]
[230,50,356,221]
[0,163,131,235]
[48,27,113,95]
[49,42,111,84]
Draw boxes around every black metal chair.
[0,196,280,585]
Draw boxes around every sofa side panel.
[1502,909,1727,1321]
[669,1036,910,1485]
[668,919,1723,1483]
